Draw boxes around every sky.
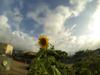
[0,0,100,54]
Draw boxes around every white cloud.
[27,4,50,25]
[88,0,100,39]
[0,0,38,51]
[0,0,99,54]
[44,6,72,34]
[0,15,37,51]
[0,15,10,31]
[70,0,88,16]
[5,8,23,31]
[11,31,36,51]
[26,0,100,54]
[84,0,100,50]
[74,0,100,52]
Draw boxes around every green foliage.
[28,47,69,75]
[28,47,100,75]
[72,49,100,75]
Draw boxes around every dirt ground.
[0,60,28,75]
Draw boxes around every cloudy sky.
[0,0,100,54]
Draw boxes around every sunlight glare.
[89,10,100,39]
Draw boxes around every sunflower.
[38,35,49,48]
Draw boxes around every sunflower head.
[38,35,49,49]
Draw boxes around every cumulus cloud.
[84,0,100,50]
[0,15,10,31]
[27,0,92,54]
[43,6,72,34]
[88,0,100,37]
[70,0,100,52]
[11,31,36,51]
[70,0,88,16]
[27,4,50,25]
[26,0,100,54]
[0,0,99,54]
[5,8,23,31]
[0,0,37,51]
[0,15,37,51]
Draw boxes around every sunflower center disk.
[40,38,47,46]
